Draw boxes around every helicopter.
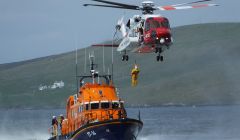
[84,0,218,62]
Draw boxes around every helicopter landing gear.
[155,47,163,62]
[155,47,162,53]
[122,50,129,61]
[156,55,163,62]
[122,55,129,61]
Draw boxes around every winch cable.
[111,28,118,83]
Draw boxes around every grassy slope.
[1,23,240,108]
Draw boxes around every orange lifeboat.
[48,55,143,140]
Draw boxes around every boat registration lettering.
[87,130,96,138]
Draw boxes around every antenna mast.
[84,47,87,74]
[75,48,79,93]
[103,44,105,73]
[89,52,99,84]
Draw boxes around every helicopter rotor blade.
[157,3,218,11]
[83,4,139,10]
[91,0,139,9]
[91,44,119,47]
[171,0,213,7]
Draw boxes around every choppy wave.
[1,132,49,140]
[139,134,240,140]
[1,106,240,140]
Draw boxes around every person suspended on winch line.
[131,63,140,87]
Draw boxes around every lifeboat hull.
[49,118,143,140]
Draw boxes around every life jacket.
[131,64,140,86]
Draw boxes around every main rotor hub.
[142,1,155,7]
[141,1,155,14]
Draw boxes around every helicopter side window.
[126,19,130,29]
[145,22,150,31]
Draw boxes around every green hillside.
[1,23,240,108]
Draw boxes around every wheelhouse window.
[85,104,89,111]
[101,102,110,109]
[71,110,74,117]
[91,103,99,110]
[112,102,120,109]
[120,102,124,108]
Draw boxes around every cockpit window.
[150,20,161,28]
[145,18,170,30]
[162,20,170,28]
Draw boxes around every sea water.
[0,105,239,140]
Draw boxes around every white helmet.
[134,64,138,69]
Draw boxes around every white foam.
[1,132,49,140]
[139,134,240,140]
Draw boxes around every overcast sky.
[0,0,239,64]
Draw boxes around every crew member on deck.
[59,114,64,129]
[52,116,58,137]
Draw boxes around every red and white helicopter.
[84,0,218,61]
